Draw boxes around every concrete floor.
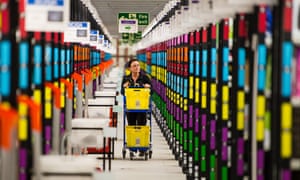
[92,114,185,180]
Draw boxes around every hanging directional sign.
[122,33,130,40]
[134,31,142,40]
[118,12,149,25]
[122,39,129,44]
[122,31,142,44]
[25,0,70,32]
[118,19,138,33]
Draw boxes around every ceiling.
[90,0,170,39]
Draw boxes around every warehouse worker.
[121,58,151,126]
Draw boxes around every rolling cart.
[122,87,152,160]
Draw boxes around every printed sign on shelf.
[64,21,90,44]
[25,0,70,32]
[99,35,104,45]
[97,35,105,50]
[90,30,99,47]
[104,40,109,47]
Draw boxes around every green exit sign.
[122,31,142,41]
[118,12,149,25]
[122,31,142,44]
[122,33,129,40]
[134,31,142,40]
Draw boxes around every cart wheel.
[144,152,148,160]
[178,158,183,167]
[130,151,134,160]
[149,150,152,159]
[187,175,194,180]
[122,149,126,159]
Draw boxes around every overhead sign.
[122,39,129,44]
[118,12,149,25]
[122,33,129,40]
[64,21,90,44]
[122,31,142,44]
[118,19,138,33]
[25,0,70,32]
[134,31,142,40]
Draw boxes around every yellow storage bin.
[125,88,150,110]
[126,126,150,147]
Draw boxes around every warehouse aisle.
[89,66,185,180]
[110,115,185,180]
